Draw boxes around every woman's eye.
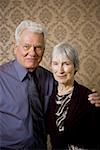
[65,63,69,65]
[64,62,71,65]
[52,62,58,66]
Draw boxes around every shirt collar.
[14,60,28,81]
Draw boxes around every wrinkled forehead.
[52,55,73,66]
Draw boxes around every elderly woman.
[47,42,100,150]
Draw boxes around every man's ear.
[13,43,17,55]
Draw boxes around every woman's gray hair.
[52,42,79,73]
[15,20,48,44]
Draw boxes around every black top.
[47,81,100,149]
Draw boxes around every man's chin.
[26,64,38,71]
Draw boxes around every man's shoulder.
[35,66,55,96]
[0,60,16,80]
[0,60,14,72]
[36,65,53,79]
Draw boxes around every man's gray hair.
[15,20,48,43]
[52,42,79,73]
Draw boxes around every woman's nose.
[58,65,64,73]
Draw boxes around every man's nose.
[29,46,37,54]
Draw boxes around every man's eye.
[36,45,43,49]
[23,45,30,50]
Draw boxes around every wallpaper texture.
[0,0,100,149]
[0,0,100,94]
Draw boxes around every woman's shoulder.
[74,80,92,95]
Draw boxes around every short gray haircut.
[15,20,48,44]
[52,42,79,73]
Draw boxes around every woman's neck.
[58,82,74,96]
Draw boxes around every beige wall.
[0,0,100,92]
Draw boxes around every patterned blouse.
[55,87,73,132]
[55,87,87,150]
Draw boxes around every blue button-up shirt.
[0,60,34,149]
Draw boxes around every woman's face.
[52,54,75,86]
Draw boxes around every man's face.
[14,29,45,71]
